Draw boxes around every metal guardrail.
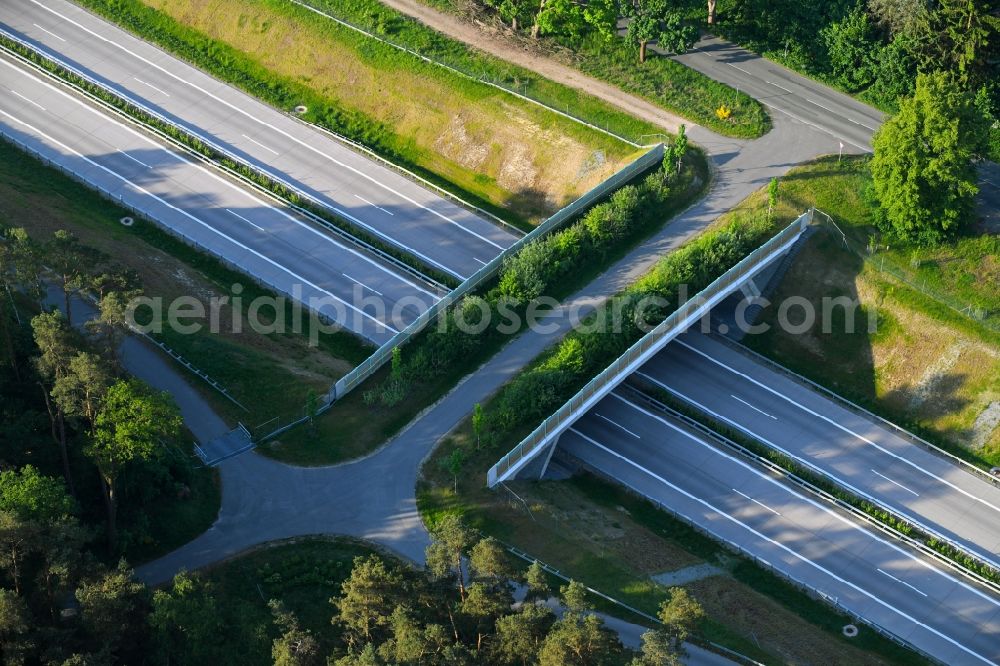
[566,440,943,666]
[487,210,813,487]
[0,29,449,291]
[722,334,1000,489]
[624,386,1000,598]
[330,143,665,401]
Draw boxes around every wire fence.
[488,210,813,487]
[815,210,997,331]
[288,0,646,148]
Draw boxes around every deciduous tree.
[871,71,988,244]
[88,379,182,548]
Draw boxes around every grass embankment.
[719,156,1000,460]
[417,0,769,138]
[0,138,370,436]
[262,146,710,465]
[78,0,653,224]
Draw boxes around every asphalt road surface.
[639,331,1000,572]
[674,35,883,153]
[0,0,518,281]
[562,391,1000,665]
[0,53,438,344]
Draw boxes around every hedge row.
[364,140,701,407]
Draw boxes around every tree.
[87,379,182,548]
[657,587,705,645]
[332,555,403,649]
[871,71,988,244]
[821,7,880,91]
[911,0,995,85]
[706,0,716,25]
[492,603,554,665]
[331,643,381,666]
[0,465,75,521]
[440,448,466,493]
[868,0,928,37]
[657,12,699,55]
[627,0,696,62]
[271,599,322,666]
[52,352,112,433]
[76,561,150,661]
[559,580,590,614]
[524,560,550,600]
[32,311,80,493]
[537,612,621,665]
[88,291,135,367]
[45,231,100,326]
[471,403,485,450]
[534,0,587,40]
[470,537,513,584]
[582,0,620,42]
[460,582,511,650]
[0,588,31,666]
[626,10,659,63]
[425,515,475,602]
[487,0,534,30]
[149,572,228,665]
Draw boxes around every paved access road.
[0,54,438,344]
[0,0,518,281]
[562,391,1000,665]
[674,36,883,153]
[639,331,1000,573]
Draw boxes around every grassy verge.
[416,0,769,138]
[260,146,710,465]
[717,155,1000,460]
[300,0,665,145]
[0,136,370,429]
[176,538,382,662]
[76,0,649,223]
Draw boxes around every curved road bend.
[0,53,437,345]
[563,391,1000,665]
[639,331,1000,572]
[0,0,518,281]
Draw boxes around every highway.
[0,52,438,344]
[674,35,883,153]
[561,391,1000,665]
[0,0,518,282]
[638,331,1000,572]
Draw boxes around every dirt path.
[378,0,690,135]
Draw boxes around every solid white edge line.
[637,367,1000,573]
[30,0,508,250]
[605,391,1000,609]
[0,100,396,335]
[0,56,441,301]
[673,337,1000,520]
[566,423,995,665]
